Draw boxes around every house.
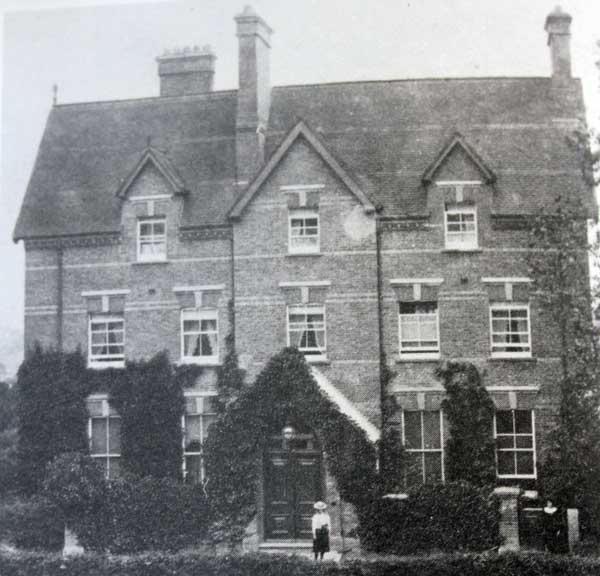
[13,6,593,552]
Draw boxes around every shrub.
[358,481,501,554]
[0,428,18,496]
[3,551,600,576]
[100,474,210,553]
[0,496,64,551]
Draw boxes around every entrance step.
[259,541,313,557]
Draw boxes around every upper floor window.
[181,309,219,365]
[89,314,125,369]
[494,410,536,479]
[289,209,320,254]
[403,410,444,486]
[137,217,166,261]
[287,305,326,360]
[88,396,121,479]
[399,301,439,359]
[444,206,477,250]
[182,394,217,485]
[490,303,531,358]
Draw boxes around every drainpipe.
[229,227,236,342]
[56,241,64,351]
[375,211,386,472]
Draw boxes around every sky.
[1,0,599,377]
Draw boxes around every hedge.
[2,551,600,576]
[358,482,501,554]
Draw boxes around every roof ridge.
[272,76,554,90]
[53,89,238,109]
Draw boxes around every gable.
[127,162,174,199]
[228,120,375,220]
[430,145,486,183]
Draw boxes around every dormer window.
[137,217,166,261]
[289,209,319,254]
[444,205,477,250]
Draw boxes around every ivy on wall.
[16,345,89,495]
[204,347,379,542]
[436,361,496,487]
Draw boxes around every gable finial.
[52,84,58,106]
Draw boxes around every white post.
[567,508,580,552]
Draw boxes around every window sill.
[178,358,221,367]
[442,248,482,254]
[497,475,537,480]
[88,361,125,370]
[286,251,322,257]
[396,354,440,363]
[132,259,170,266]
[304,355,329,365]
[489,356,536,363]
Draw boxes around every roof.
[14,77,589,240]
[229,120,375,219]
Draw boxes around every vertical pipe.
[375,216,386,469]
[56,242,64,351]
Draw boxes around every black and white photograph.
[0,0,599,573]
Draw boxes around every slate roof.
[14,77,589,240]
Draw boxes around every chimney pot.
[157,45,216,97]
[545,5,572,80]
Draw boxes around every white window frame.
[88,396,121,480]
[490,302,531,359]
[288,208,320,254]
[494,410,537,480]
[398,301,440,360]
[88,314,125,369]
[181,392,218,485]
[402,410,445,485]
[180,308,219,365]
[287,304,327,361]
[137,217,167,262]
[444,205,478,250]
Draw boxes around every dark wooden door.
[264,440,321,540]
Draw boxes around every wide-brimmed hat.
[314,501,327,510]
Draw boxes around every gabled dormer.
[422,132,496,252]
[117,145,188,263]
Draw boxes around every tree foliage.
[437,361,496,487]
[528,194,600,536]
[204,348,378,543]
[16,346,89,495]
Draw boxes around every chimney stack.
[157,45,216,97]
[235,5,273,183]
[545,6,572,81]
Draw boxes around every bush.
[358,481,501,554]
[94,474,210,553]
[2,551,600,576]
[0,496,63,551]
[0,428,18,496]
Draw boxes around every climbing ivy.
[436,361,496,487]
[204,348,379,543]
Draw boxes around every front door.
[264,434,322,540]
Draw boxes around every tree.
[528,193,600,538]
[436,361,496,487]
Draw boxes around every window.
[399,302,439,359]
[494,410,536,478]
[403,410,444,486]
[88,314,125,368]
[490,303,531,358]
[137,218,166,261]
[181,309,219,364]
[182,395,217,485]
[445,206,477,250]
[289,209,319,254]
[88,397,121,479]
[287,305,326,359]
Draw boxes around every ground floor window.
[494,409,536,478]
[403,410,444,486]
[182,394,217,484]
[87,396,121,479]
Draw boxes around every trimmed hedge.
[358,482,501,554]
[2,551,600,576]
[0,497,64,551]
